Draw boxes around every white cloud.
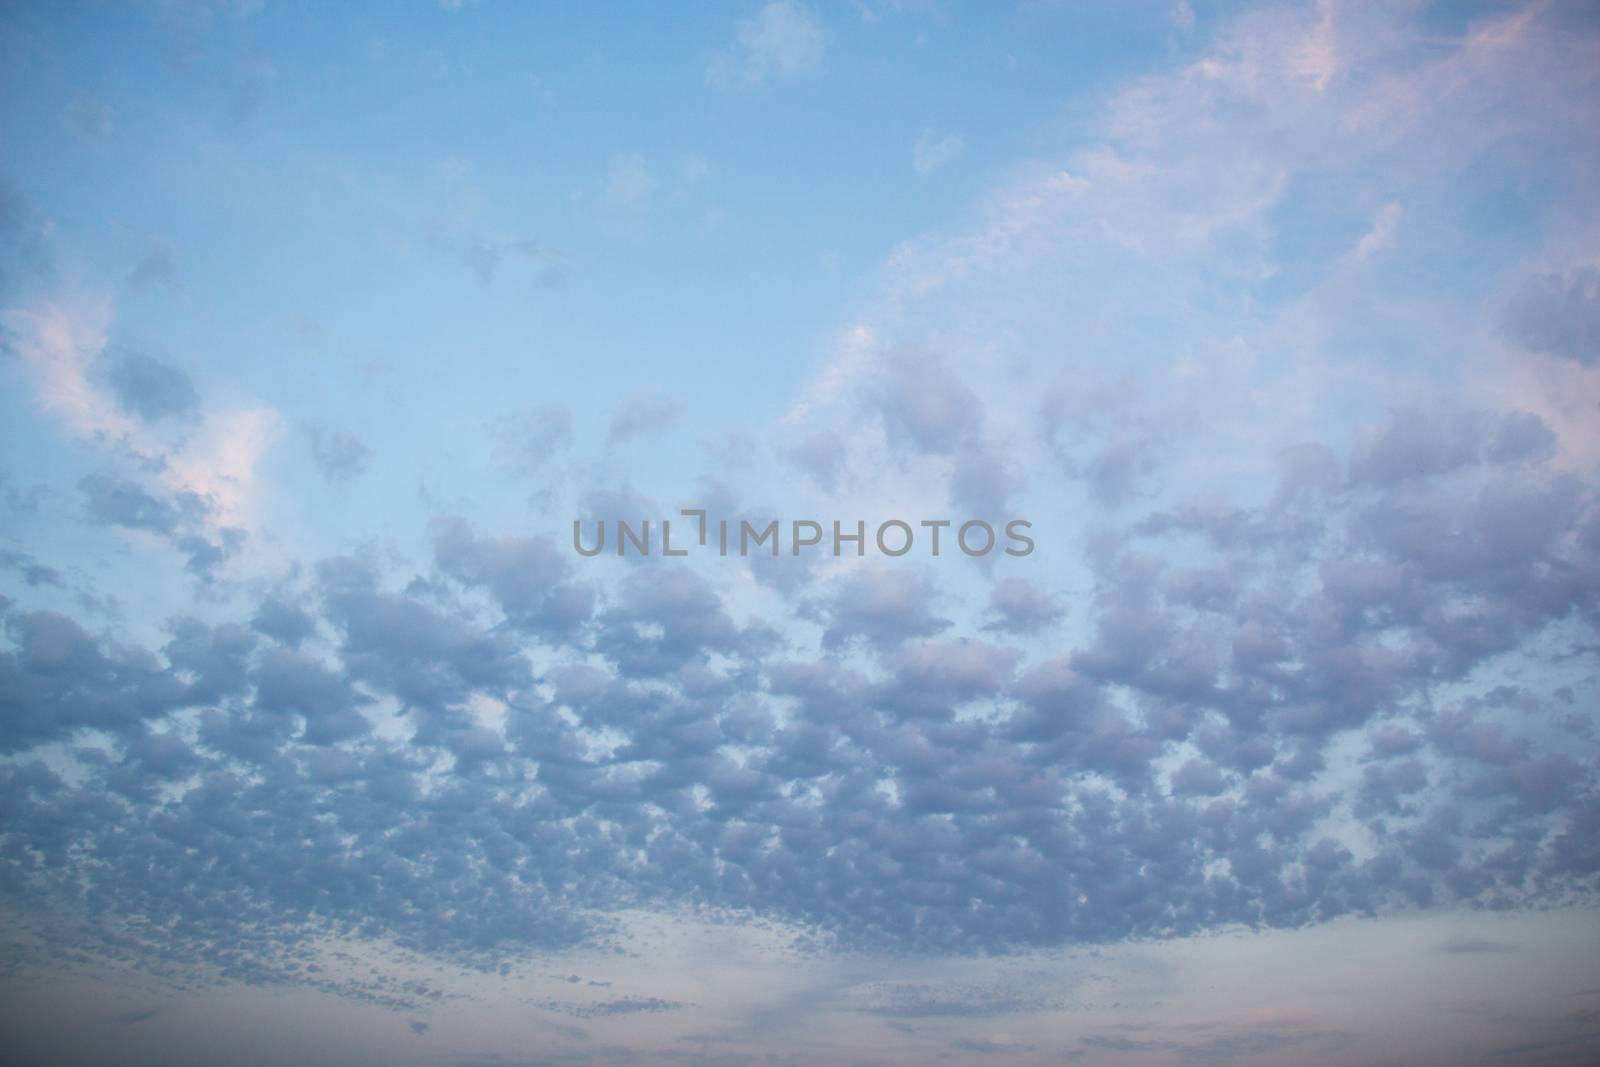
[1349,200,1401,263]
[166,408,280,528]
[4,297,134,443]
[778,0,1600,549]
[679,154,710,183]
[3,294,280,537]
[604,154,655,230]
[707,1,829,90]
[912,129,964,175]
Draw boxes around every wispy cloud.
[707,1,829,90]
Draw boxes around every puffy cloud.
[253,646,371,744]
[0,546,63,588]
[2,439,1598,981]
[1170,758,1229,796]
[165,616,256,702]
[817,565,950,652]
[78,472,187,532]
[76,471,247,577]
[876,349,981,456]
[2,2,1599,1038]
[431,516,594,639]
[787,428,846,492]
[0,607,188,751]
[251,596,318,647]
[1348,408,1555,485]
[1039,378,1175,508]
[104,349,197,420]
[876,638,1018,720]
[5,296,280,541]
[1501,267,1600,366]
[982,577,1066,634]
[317,554,532,711]
[594,564,770,677]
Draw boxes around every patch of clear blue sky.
[1,0,1214,590]
[4,0,1188,418]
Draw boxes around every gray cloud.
[982,577,1066,634]
[786,429,846,492]
[1438,935,1514,954]
[1349,408,1555,485]
[1500,267,1600,365]
[2,397,1598,1001]
[494,407,572,475]
[1079,1021,1354,1064]
[105,349,198,421]
[876,349,981,456]
[856,982,1059,1018]
[253,646,371,744]
[607,395,681,446]
[816,566,950,652]
[79,473,184,532]
[1039,378,1175,507]
[127,244,177,293]
[950,1036,1034,1054]
[540,995,687,1019]
[431,516,594,639]
[0,547,64,588]
[251,596,318,647]
[304,424,372,485]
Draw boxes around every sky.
[2,0,1599,1064]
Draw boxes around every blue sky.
[3,1,1600,1064]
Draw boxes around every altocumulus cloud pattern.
[2,2,1599,1065]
